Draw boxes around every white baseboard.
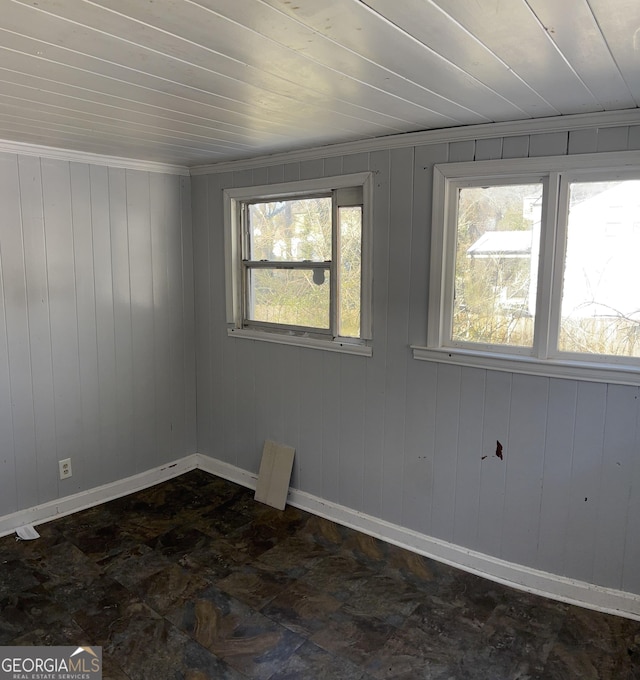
[3,451,640,622]
[0,454,199,538]
[199,454,640,622]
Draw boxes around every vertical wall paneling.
[453,367,486,550]
[0,153,22,516]
[536,378,578,575]
[323,155,343,176]
[502,135,530,159]
[149,173,172,464]
[208,173,232,461]
[163,173,184,456]
[283,162,300,183]
[563,382,607,583]
[622,405,640,594]
[251,166,269,186]
[221,332,238,466]
[342,153,370,174]
[475,137,503,160]
[528,131,569,156]
[362,150,389,519]
[251,344,282,472]
[477,370,512,558]
[267,164,285,185]
[299,158,324,180]
[500,374,548,568]
[0,221,16,513]
[592,385,638,589]
[430,363,461,541]
[90,164,118,486]
[628,125,640,150]
[321,351,341,503]
[597,126,629,152]
[448,140,475,163]
[42,159,83,495]
[234,339,256,471]
[191,175,210,455]
[402,143,449,533]
[278,342,301,485]
[42,160,83,496]
[338,355,366,511]
[126,171,156,472]
[381,147,414,524]
[19,156,57,506]
[192,174,213,457]
[70,163,99,491]
[568,128,599,154]
[180,176,197,454]
[296,347,324,498]
[109,167,135,477]
[402,359,437,533]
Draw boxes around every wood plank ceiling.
[0,0,638,167]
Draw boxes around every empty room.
[1,1,640,678]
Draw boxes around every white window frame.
[414,150,640,385]
[224,172,373,356]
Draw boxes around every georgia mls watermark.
[0,646,102,680]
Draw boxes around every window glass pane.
[452,183,543,347]
[559,179,640,357]
[248,197,332,262]
[338,206,362,338]
[246,268,330,329]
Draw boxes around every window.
[418,151,640,384]
[224,173,372,355]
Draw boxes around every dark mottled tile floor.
[2,470,640,679]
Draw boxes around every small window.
[421,152,640,384]
[452,181,543,348]
[224,174,372,352]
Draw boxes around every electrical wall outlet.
[59,458,72,480]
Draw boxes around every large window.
[224,173,372,354]
[419,152,640,384]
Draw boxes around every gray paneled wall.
[193,123,640,595]
[0,153,196,517]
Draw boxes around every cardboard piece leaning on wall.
[254,440,296,511]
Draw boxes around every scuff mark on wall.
[496,440,503,460]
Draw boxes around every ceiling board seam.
[584,0,640,108]
[352,0,532,118]
[523,0,603,109]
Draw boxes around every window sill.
[411,346,640,386]
[228,327,372,357]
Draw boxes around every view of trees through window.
[245,195,362,337]
[453,183,542,347]
[452,178,640,358]
[338,206,362,338]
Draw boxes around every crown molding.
[190,107,640,176]
[0,138,190,175]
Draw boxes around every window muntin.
[225,173,371,347]
[428,155,640,377]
